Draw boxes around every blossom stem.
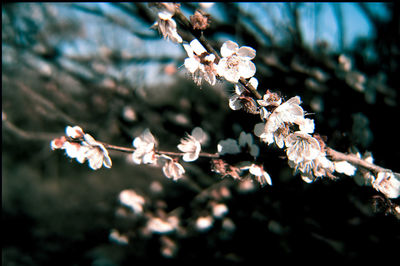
[239,77,262,99]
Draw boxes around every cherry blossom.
[298,118,315,134]
[216,40,256,83]
[241,163,272,186]
[257,91,282,108]
[254,96,305,148]
[183,39,217,86]
[132,128,158,164]
[65,125,84,138]
[151,4,182,43]
[177,127,208,162]
[50,125,112,170]
[372,171,400,199]
[81,134,112,170]
[289,151,334,183]
[285,131,321,164]
[158,155,185,181]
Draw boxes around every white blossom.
[158,155,185,181]
[298,118,315,134]
[183,39,217,85]
[152,5,182,43]
[257,91,282,108]
[118,189,146,214]
[241,163,272,186]
[289,152,334,183]
[334,161,357,176]
[51,126,112,170]
[254,96,305,148]
[372,171,400,199]
[285,131,321,164]
[177,127,207,162]
[81,134,112,170]
[249,164,272,186]
[65,125,84,139]
[217,40,256,83]
[132,128,158,164]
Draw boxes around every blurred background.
[2,2,400,264]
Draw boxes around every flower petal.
[229,95,242,110]
[191,127,207,144]
[220,40,238,57]
[190,39,207,55]
[183,43,194,58]
[254,123,266,137]
[184,58,200,73]
[239,60,256,79]
[237,46,256,59]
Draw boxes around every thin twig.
[101,141,219,159]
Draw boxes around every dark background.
[2,3,400,265]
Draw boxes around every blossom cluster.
[51,126,112,170]
[182,39,257,86]
[131,127,208,181]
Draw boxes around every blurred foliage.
[2,3,400,264]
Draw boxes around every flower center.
[226,55,241,69]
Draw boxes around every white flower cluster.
[51,126,112,170]
[131,127,207,181]
[251,95,338,183]
[182,39,257,86]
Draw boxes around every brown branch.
[326,147,397,176]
